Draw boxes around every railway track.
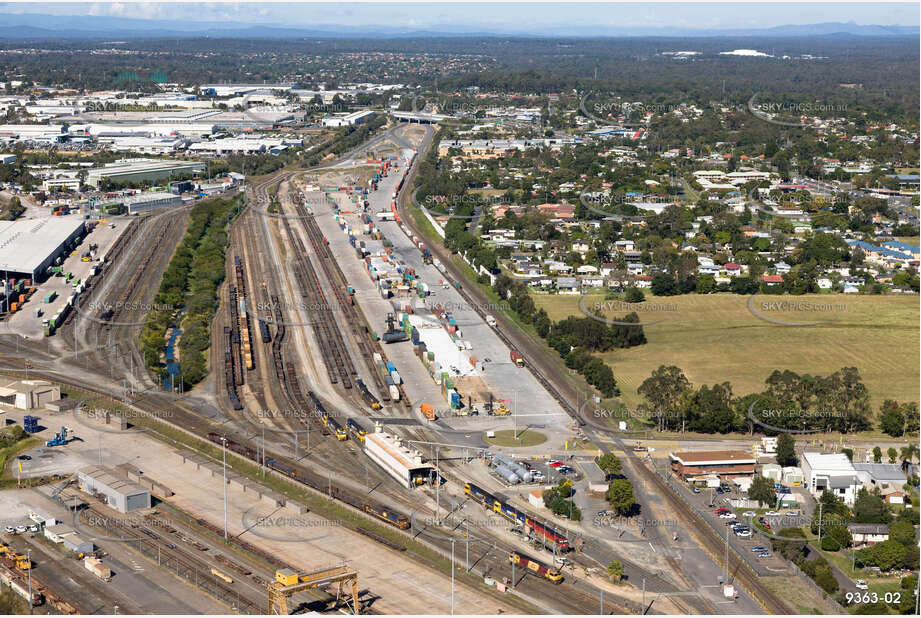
[77,505,264,613]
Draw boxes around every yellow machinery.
[494,404,511,416]
[0,545,31,570]
[268,565,359,615]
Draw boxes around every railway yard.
[0,121,791,615]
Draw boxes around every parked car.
[692,486,701,494]
[716,487,724,494]
[765,511,779,517]
[855,580,869,590]
[743,511,756,517]
[751,546,766,552]
[757,552,772,558]
[4,525,14,533]
[28,525,39,533]
[736,529,753,538]
[14,525,26,533]
[719,512,735,519]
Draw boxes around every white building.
[801,452,859,505]
[363,425,435,488]
[321,110,375,128]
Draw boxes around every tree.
[776,433,797,466]
[858,540,906,572]
[853,488,892,524]
[624,286,645,303]
[637,365,690,432]
[889,520,916,546]
[605,479,637,516]
[879,400,906,437]
[607,560,624,583]
[873,446,883,463]
[887,447,898,464]
[597,453,622,478]
[749,475,777,507]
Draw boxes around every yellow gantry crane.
[268,565,360,615]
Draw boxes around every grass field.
[483,429,548,447]
[533,292,919,413]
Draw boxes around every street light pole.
[450,538,455,616]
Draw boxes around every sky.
[0,2,917,30]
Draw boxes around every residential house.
[724,263,743,277]
[556,277,579,294]
[761,274,783,286]
[581,276,605,288]
[847,523,889,547]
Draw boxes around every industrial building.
[77,465,151,513]
[0,379,61,409]
[44,524,94,554]
[199,83,295,97]
[363,425,435,488]
[0,153,15,165]
[0,216,86,280]
[321,110,375,128]
[124,191,184,214]
[801,452,859,505]
[85,158,206,188]
[669,450,756,481]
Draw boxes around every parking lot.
[678,480,794,574]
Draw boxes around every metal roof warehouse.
[0,216,85,280]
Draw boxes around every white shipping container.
[389,384,400,400]
[389,370,402,385]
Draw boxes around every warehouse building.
[44,524,94,554]
[0,379,61,409]
[321,110,375,128]
[0,216,86,280]
[363,425,435,488]
[78,465,151,513]
[801,452,859,505]
[85,158,206,188]
[124,191,184,214]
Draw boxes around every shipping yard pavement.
[1,489,222,614]
[303,150,574,453]
[2,411,521,615]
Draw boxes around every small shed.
[761,463,782,482]
[782,466,804,486]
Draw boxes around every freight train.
[347,418,367,443]
[464,482,570,552]
[509,552,563,584]
[258,319,272,343]
[355,378,381,410]
[321,411,348,441]
[204,432,411,531]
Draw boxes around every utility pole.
[643,578,647,614]
[817,502,823,543]
[450,538,455,616]
[27,549,32,615]
[724,525,729,583]
[221,437,228,542]
[600,589,603,615]
[465,519,469,572]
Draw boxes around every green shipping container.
[427,352,435,361]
